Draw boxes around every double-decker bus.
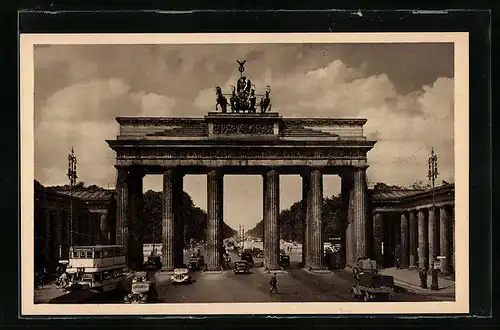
[66,245,128,292]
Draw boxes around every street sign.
[433,261,441,270]
[437,256,447,260]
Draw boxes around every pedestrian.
[269,273,278,294]
[395,244,401,269]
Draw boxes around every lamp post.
[428,147,439,290]
[67,147,78,249]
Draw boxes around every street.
[85,243,443,304]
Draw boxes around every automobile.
[352,258,394,301]
[171,266,193,284]
[233,260,250,274]
[190,253,205,266]
[124,278,158,303]
[240,252,255,267]
[280,252,291,267]
[188,258,201,271]
[143,255,162,272]
[251,248,263,256]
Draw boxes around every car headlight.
[128,294,132,298]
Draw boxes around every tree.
[409,180,431,190]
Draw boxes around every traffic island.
[302,267,331,275]
[257,267,287,275]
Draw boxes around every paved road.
[86,245,446,303]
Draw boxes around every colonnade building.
[369,183,455,274]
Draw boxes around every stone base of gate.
[303,268,331,274]
[202,270,225,275]
[258,268,287,275]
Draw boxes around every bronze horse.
[259,85,272,113]
[215,86,228,113]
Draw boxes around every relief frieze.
[116,147,365,160]
[213,123,274,135]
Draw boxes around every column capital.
[169,167,186,178]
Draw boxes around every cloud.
[33,44,455,229]
[34,78,177,186]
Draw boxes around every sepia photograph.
[20,33,469,315]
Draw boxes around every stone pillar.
[300,173,310,266]
[115,167,129,247]
[400,212,409,268]
[372,212,384,267]
[409,210,418,268]
[417,209,428,270]
[340,174,351,268]
[99,212,108,245]
[353,167,367,260]
[428,206,438,270]
[161,169,175,271]
[439,206,450,274]
[127,168,145,270]
[346,180,356,267]
[263,169,280,270]
[172,172,184,267]
[306,168,324,270]
[207,169,224,271]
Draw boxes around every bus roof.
[70,245,126,251]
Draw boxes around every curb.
[393,280,455,298]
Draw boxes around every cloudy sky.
[34,42,454,230]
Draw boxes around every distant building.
[34,181,116,272]
[369,183,455,274]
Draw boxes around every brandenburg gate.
[107,62,377,272]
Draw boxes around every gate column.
[127,168,146,270]
[161,168,175,271]
[342,172,355,268]
[306,168,325,270]
[353,167,368,260]
[173,171,185,268]
[300,172,310,267]
[263,168,280,270]
[115,166,129,248]
[207,168,224,271]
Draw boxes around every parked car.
[240,252,255,267]
[171,265,193,284]
[233,260,250,274]
[124,278,158,303]
[143,255,162,272]
[280,252,291,267]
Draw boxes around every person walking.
[269,273,278,294]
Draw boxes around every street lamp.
[428,147,439,290]
[67,147,78,250]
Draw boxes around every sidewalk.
[34,283,67,304]
[380,267,455,298]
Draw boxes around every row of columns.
[35,206,109,269]
[115,165,369,272]
[372,204,454,274]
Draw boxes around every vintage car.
[233,260,250,274]
[171,266,193,284]
[240,252,255,267]
[352,259,394,301]
[124,278,158,303]
[143,255,162,272]
[279,253,291,267]
[188,258,202,271]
